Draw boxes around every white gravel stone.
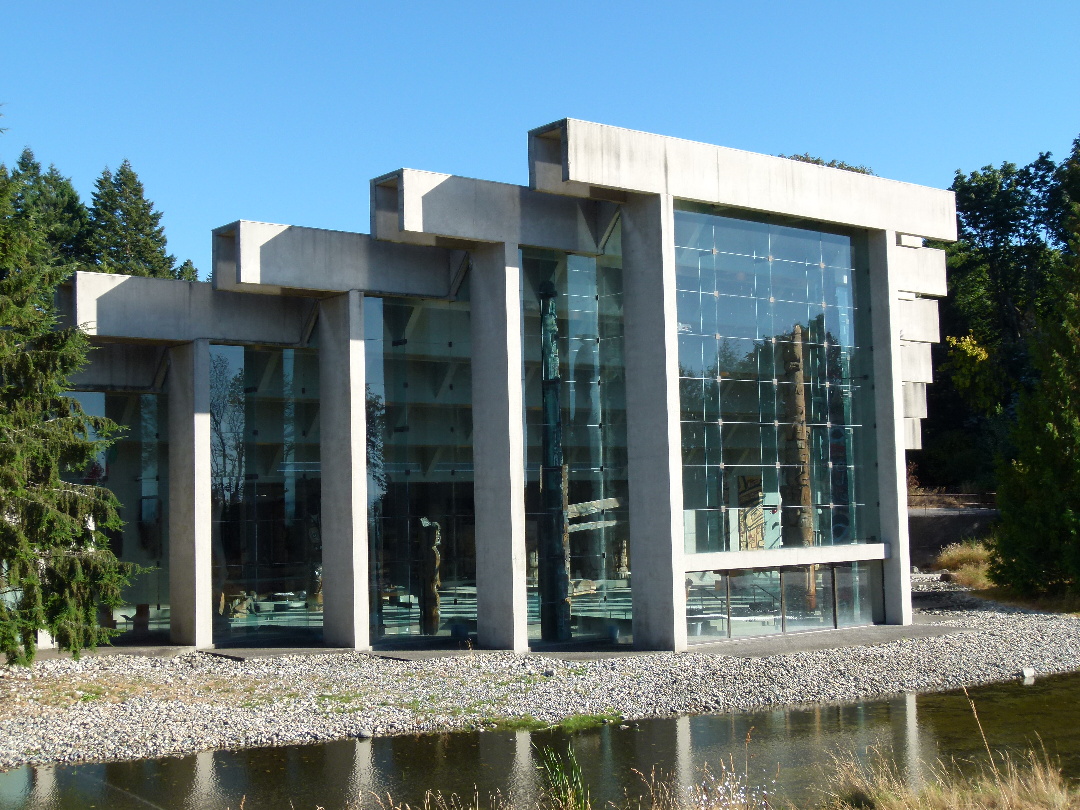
[1,583,1076,770]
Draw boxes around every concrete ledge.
[685,542,888,572]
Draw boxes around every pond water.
[3,671,1080,809]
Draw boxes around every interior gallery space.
[58,119,957,652]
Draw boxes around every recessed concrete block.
[892,246,948,298]
[897,233,925,248]
[903,382,928,419]
[904,417,923,450]
[901,340,934,383]
[899,297,940,343]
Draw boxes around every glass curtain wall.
[685,561,877,641]
[209,345,322,644]
[364,295,476,641]
[674,205,877,554]
[520,218,631,644]
[69,392,170,641]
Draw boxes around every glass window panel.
[717,295,761,340]
[729,569,782,638]
[716,338,760,380]
[821,232,853,268]
[679,333,707,377]
[835,562,875,627]
[782,565,835,632]
[771,225,821,265]
[717,217,769,258]
[686,571,728,640]
[719,380,759,419]
[715,253,761,298]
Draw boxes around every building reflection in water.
[0,697,934,809]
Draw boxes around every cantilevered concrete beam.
[371,169,603,254]
[72,271,314,345]
[212,221,454,298]
[529,119,958,241]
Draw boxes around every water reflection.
[4,672,1080,809]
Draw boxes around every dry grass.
[932,540,993,589]
[337,749,1079,810]
[820,749,1079,810]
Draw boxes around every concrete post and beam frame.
[63,119,960,650]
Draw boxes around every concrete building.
[61,119,955,652]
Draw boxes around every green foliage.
[915,139,1078,490]
[538,745,591,810]
[992,215,1080,595]
[780,153,874,175]
[10,149,90,262]
[86,160,178,278]
[0,162,133,664]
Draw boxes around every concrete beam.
[73,271,314,345]
[318,291,370,649]
[622,193,687,652]
[529,119,958,241]
[168,340,213,648]
[469,242,529,652]
[213,221,453,298]
[371,169,601,254]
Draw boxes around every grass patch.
[824,749,1078,809]
[557,712,621,733]
[932,540,993,589]
[491,715,550,732]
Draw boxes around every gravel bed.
[2,581,1077,770]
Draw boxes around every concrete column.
[318,290,370,649]
[621,193,687,651]
[867,231,913,624]
[469,241,529,652]
[168,339,213,647]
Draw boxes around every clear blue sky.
[3,1,1078,277]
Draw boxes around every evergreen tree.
[991,213,1080,595]
[86,159,178,278]
[0,161,133,665]
[10,148,90,262]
